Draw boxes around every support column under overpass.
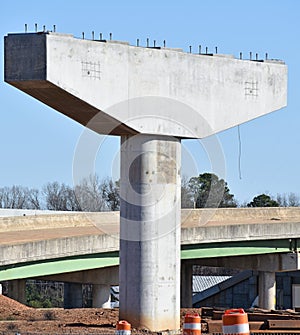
[189,253,293,309]
[181,261,193,308]
[64,283,83,308]
[39,267,119,308]
[92,284,111,308]
[7,279,26,305]
[119,134,181,331]
[259,271,276,310]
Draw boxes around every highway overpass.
[1,207,300,309]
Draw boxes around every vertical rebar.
[43,25,46,32]
[92,31,94,40]
[240,52,242,60]
[199,45,201,54]
[137,39,139,47]
[82,32,85,39]
[256,53,258,61]
[154,40,156,47]
[250,52,252,60]
[206,46,208,54]
[25,24,27,33]
[147,38,149,47]
[189,46,192,53]
[163,40,166,48]
[215,46,218,54]
[110,33,112,40]
[265,53,268,60]
[35,23,37,32]
[53,25,56,32]
[100,33,103,40]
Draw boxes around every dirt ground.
[0,295,200,334]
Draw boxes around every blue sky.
[0,0,299,204]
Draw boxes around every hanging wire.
[238,125,242,179]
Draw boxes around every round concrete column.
[64,283,83,308]
[181,261,193,308]
[92,284,111,308]
[119,134,181,331]
[7,279,26,304]
[258,271,276,310]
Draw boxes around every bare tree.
[74,174,105,212]
[277,192,300,207]
[43,182,80,211]
[64,186,81,211]
[27,188,41,209]
[43,182,62,210]
[9,186,27,208]
[276,193,287,207]
[0,185,36,209]
[181,175,193,208]
[288,192,300,207]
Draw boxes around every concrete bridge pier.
[92,284,111,308]
[259,271,276,310]
[64,283,83,308]
[7,279,26,304]
[181,261,193,308]
[119,134,181,331]
[3,30,288,331]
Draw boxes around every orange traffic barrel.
[116,320,131,335]
[183,313,201,335]
[222,309,249,335]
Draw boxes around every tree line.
[0,174,119,211]
[0,173,299,210]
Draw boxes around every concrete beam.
[1,208,300,268]
[0,233,119,266]
[189,253,300,272]
[2,219,300,268]
[4,32,287,138]
[181,222,300,245]
[2,207,300,232]
[38,266,118,285]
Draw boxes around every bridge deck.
[1,207,300,246]
[0,208,300,281]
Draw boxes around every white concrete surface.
[259,271,276,310]
[119,134,181,331]
[0,209,72,217]
[39,266,119,285]
[92,284,111,308]
[5,32,287,138]
[1,209,300,267]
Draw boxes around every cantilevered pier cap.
[5,32,287,138]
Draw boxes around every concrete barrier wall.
[0,208,300,268]
[1,207,300,232]
[0,211,118,232]
[0,233,119,266]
